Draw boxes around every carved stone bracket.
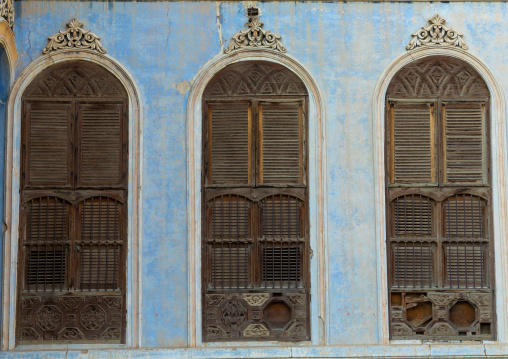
[43,19,106,55]
[225,16,286,54]
[0,0,14,31]
[407,14,467,51]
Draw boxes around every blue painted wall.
[8,0,508,350]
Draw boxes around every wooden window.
[202,62,309,341]
[17,62,127,344]
[386,57,493,340]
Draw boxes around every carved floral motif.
[43,19,106,54]
[286,293,306,306]
[407,14,467,50]
[286,322,306,337]
[101,327,121,340]
[35,306,62,331]
[429,322,457,336]
[242,293,269,307]
[469,293,491,307]
[21,297,40,310]
[225,16,286,54]
[103,297,122,309]
[243,323,270,337]
[427,292,457,306]
[220,300,247,330]
[206,294,225,306]
[20,327,40,341]
[57,327,84,340]
[0,0,14,31]
[59,296,85,309]
[80,305,106,331]
[392,323,412,336]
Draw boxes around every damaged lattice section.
[205,292,308,341]
[390,291,492,339]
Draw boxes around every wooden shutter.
[443,194,486,238]
[208,102,252,185]
[392,242,434,288]
[443,103,485,184]
[78,103,124,187]
[444,242,487,288]
[390,102,435,184]
[392,195,433,237]
[24,102,72,187]
[23,197,69,291]
[259,102,303,184]
[79,197,123,290]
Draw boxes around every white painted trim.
[1,50,143,350]
[372,47,508,344]
[186,49,327,346]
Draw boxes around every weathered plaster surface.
[5,0,508,355]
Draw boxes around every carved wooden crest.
[407,14,467,51]
[43,19,106,54]
[225,16,286,54]
[0,0,14,30]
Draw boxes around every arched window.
[17,61,127,343]
[202,61,310,341]
[386,56,493,339]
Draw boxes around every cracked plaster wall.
[6,0,508,351]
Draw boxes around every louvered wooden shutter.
[24,103,72,187]
[208,102,252,185]
[259,102,303,184]
[78,103,124,187]
[443,103,486,184]
[23,197,69,291]
[390,102,435,184]
[392,242,433,288]
[207,195,252,289]
[260,195,304,287]
[79,197,123,290]
[392,195,433,237]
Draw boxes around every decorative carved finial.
[224,11,286,54]
[0,0,14,31]
[407,14,467,51]
[43,19,106,54]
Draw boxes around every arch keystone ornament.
[43,19,106,55]
[0,0,14,31]
[407,14,467,51]
[225,14,286,54]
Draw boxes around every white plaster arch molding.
[1,50,143,350]
[372,47,508,344]
[0,18,17,84]
[186,49,328,346]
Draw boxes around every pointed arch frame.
[186,49,328,346]
[1,50,143,350]
[373,47,508,343]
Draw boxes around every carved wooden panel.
[205,292,308,341]
[18,293,123,343]
[390,291,492,339]
[203,62,309,341]
[386,57,489,99]
[386,57,492,340]
[204,62,307,98]
[23,61,127,99]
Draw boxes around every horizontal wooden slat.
[26,103,71,186]
[210,103,250,185]
[392,103,433,183]
[444,104,484,183]
[81,197,122,242]
[26,197,68,242]
[261,102,302,183]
